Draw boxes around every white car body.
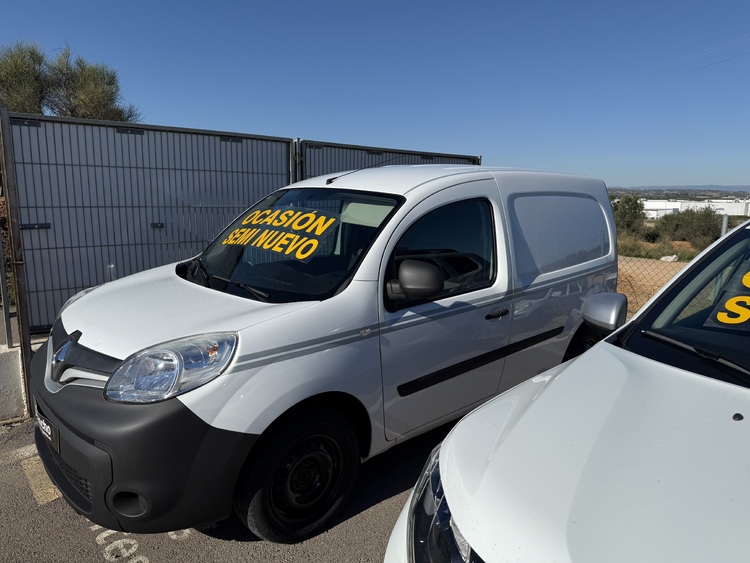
[386,221,750,562]
[30,165,617,542]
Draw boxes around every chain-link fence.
[618,255,689,318]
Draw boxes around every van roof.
[290,164,602,197]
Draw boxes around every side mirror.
[387,259,444,302]
[582,292,628,333]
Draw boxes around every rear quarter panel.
[493,172,617,390]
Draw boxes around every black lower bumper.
[31,340,258,533]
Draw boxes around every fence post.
[721,214,729,237]
[0,109,13,347]
[0,108,33,415]
[0,228,11,347]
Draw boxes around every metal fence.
[5,115,293,332]
[298,140,481,179]
[618,255,688,318]
[616,218,736,318]
[0,110,481,357]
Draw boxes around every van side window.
[387,198,495,307]
[509,194,610,287]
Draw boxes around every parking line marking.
[20,455,61,505]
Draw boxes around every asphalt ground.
[0,416,453,563]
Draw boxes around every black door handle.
[485,307,510,320]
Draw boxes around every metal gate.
[0,109,481,416]
[298,140,481,180]
[2,113,294,332]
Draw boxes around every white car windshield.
[619,224,750,385]
[182,188,402,302]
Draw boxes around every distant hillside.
[612,185,750,191]
[609,185,750,200]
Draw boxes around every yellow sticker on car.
[221,207,339,261]
[706,267,750,329]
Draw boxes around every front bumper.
[384,491,412,563]
[30,338,258,533]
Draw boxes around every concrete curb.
[0,345,27,422]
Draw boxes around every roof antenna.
[322,153,415,185]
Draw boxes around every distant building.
[641,198,750,218]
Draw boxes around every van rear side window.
[509,194,610,286]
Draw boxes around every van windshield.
[182,188,402,303]
[622,225,750,386]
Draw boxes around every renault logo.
[52,338,74,368]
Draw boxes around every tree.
[0,42,46,114]
[612,194,645,235]
[0,41,140,123]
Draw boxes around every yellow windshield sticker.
[222,207,339,261]
[705,266,750,329]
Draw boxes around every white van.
[30,165,616,543]
[385,220,750,563]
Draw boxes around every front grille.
[48,319,120,386]
[43,439,94,504]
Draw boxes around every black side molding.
[397,326,564,397]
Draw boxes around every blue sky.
[4,0,750,187]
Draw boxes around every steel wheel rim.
[270,435,343,523]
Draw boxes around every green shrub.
[653,207,722,251]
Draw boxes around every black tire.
[234,406,359,543]
[563,324,602,361]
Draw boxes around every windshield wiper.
[192,257,211,287]
[642,329,750,379]
[191,257,269,302]
[211,274,270,303]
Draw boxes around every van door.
[499,191,615,391]
[379,180,512,440]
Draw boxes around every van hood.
[60,264,314,359]
[440,343,750,562]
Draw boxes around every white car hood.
[441,343,750,562]
[60,264,313,359]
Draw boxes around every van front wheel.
[234,407,359,543]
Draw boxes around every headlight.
[105,333,237,403]
[408,445,485,563]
